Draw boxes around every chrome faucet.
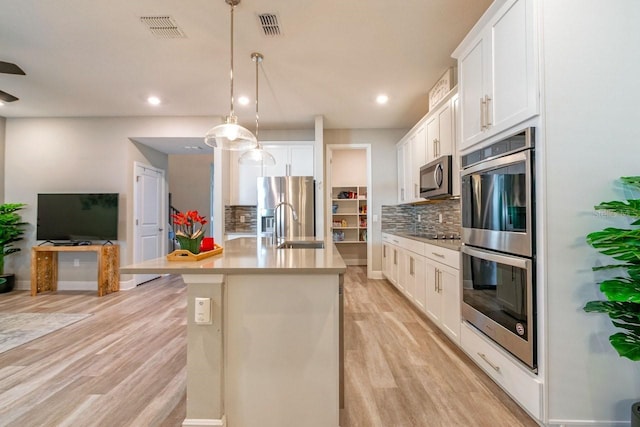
[273,201,298,245]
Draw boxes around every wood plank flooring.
[0,268,538,426]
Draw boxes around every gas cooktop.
[407,232,461,240]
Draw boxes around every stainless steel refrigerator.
[257,176,315,241]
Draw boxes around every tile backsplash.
[225,205,257,233]
[381,199,461,236]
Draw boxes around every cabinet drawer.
[424,243,459,269]
[401,237,425,256]
[460,322,542,420]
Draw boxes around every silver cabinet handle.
[438,269,442,292]
[415,183,419,198]
[434,269,438,292]
[410,257,415,276]
[431,252,445,258]
[480,97,486,130]
[485,95,492,126]
[477,352,501,372]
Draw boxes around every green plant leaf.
[584,300,640,323]
[599,278,640,303]
[609,332,640,361]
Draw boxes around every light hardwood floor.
[0,268,538,427]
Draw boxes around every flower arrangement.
[171,210,207,254]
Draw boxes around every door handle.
[485,95,492,127]
[480,97,486,130]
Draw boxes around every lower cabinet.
[382,233,460,344]
[424,258,460,344]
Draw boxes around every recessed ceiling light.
[238,96,250,106]
[376,94,389,105]
[0,101,4,107]
[147,96,161,105]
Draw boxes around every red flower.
[171,210,207,239]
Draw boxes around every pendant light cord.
[229,3,235,118]
[254,54,259,143]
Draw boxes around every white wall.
[4,116,216,289]
[541,0,640,423]
[168,154,213,230]
[325,128,406,272]
[0,117,5,202]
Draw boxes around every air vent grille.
[140,16,186,38]
[258,13,281,36]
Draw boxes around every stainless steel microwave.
[419,155,452,199]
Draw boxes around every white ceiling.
[0,0,492,133]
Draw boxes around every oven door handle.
[461,149,529,177]
[461,245,531,270]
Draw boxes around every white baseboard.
[118,277,136,291]
[369,270,383,280]
[182,416,225,427]
[16,278,137,292]
[547,419,629,426]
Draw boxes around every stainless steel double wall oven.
[460,127,537,370]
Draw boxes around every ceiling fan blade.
[0,61,26,75]
[0,90,19,102]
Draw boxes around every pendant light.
[204,0,257,151]
[238,52,276,166]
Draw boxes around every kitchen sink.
[277,240,325,249]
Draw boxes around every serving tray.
[166,244,223,261]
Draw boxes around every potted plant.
[583,176,640,425]
[170,209,207,254]
[0,203,27,293]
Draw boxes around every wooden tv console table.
[31,245,120,297]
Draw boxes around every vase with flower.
[171,210,208,255]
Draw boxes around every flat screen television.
[37,193,119,243]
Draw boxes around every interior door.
[134,162,165,285]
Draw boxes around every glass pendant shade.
[238,145,276,166]
[204,115,257,150]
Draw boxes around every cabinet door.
[424,260,441,323]
[289,145,314,176]
[437,102,453,157]
[396,142,407,203]
[229,151,261,206]
[458,36,487,151]
[426,114,439,162]
[490,0,537,134]
[382,243,392,280]
[412,255,427,312]
[440,265,461,344]
[411,126,427,200]
[261,145,289,176]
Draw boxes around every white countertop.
[121,237,346,275]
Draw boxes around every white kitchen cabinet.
[396,140,408,204]
[396,124,427,204]
[424,244,461,344]
[454,0,538,151]
[425,99,454,163]
[262,143,314,177]
[403,249,426,312]
[382,233,401,287]
[229,151,261,206]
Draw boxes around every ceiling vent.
[140,16,186,38]
[257,13,281,36]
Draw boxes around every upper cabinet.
[425,96,455,162]
[453,0,538,151]
[229,142,314,206]
[396,89,458,204]
[396,125,426,204]
[262,143,314,177]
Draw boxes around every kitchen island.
[121,237,346,427]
